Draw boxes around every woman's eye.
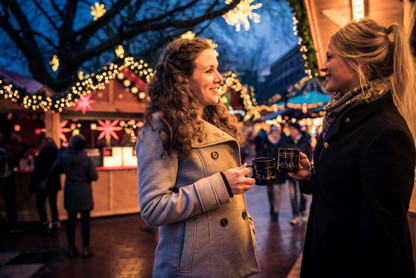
[206,69,212,73]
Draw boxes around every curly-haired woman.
[136,37,259,277]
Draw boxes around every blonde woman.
[136,37,259,277]
[291,18,416,277]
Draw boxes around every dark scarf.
[322,79,391,139]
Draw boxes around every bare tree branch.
[77,0,241,62]
[74,0,130,46]
[0,0,54,85]
[49,0,63,18]
[32,0,59,32]
[127,0,201,27]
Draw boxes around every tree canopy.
[0,0,250,92]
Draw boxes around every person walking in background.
[0,133,17,233]
[286,122,312,225]
[29,137,61,235]
[0,132,23,233]
[136,37,259,277]
[291,18,416,277]
[258,125,288,221]
[254,128,267,157]
[57,135,98,259]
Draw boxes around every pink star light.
[74,94,95,114]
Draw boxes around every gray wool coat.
[136,113,259,278]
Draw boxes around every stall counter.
[0,167,140,222]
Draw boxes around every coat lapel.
[191,120,238,148]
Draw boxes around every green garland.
[0,56,153,112]
[287,0,321,79]
[219,71,258,121]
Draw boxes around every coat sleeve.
[136,126,231,227]
[347,128,415,277]
[87,157,98,181]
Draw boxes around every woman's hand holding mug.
[223,163,255,194]
[288,152,312,181]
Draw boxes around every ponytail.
[389,23,416,144]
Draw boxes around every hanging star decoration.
[96,120,122,143]
[59,121,72,142]
[223,0,262,31]
[49,55,59,71]
[91,2,106,21]
[74,93,95,114]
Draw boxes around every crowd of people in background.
[0,132,98,259]
[252,121,315,224]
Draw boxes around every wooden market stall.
[0,59,151,221]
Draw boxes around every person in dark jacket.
[29,137,61,235]
[1,132,23,233]
[258,125,288,221]
[254,128,268,157]
[291,18,416,278]
[57,135,98,258]
[286,122,312,225]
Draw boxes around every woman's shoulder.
[138,113,163,143]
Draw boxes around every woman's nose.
[215,72,223,83]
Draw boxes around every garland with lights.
[287,0,321,79]
[219,71,258,121]
[115,57,153,101]
[0,56,152,112]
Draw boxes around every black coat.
[286,133,313,161]
[29,147,61,193]
[300,94,416,278]
[56,147,98,211]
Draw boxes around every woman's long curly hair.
[143,37,243,158]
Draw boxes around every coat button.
[211,151,219,159]
[242,211,247,220]
[220,218,228,227]
[344,117,351,123]
[323,142,329,149]
[198,138,203,143]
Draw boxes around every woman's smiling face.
[320,44,360,94]
[188,49,223,106]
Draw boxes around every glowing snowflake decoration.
[115,45,125,58]
[181,31,195,40]
[78,71,84,80]
[91,2,106,21]
[223,0,262,31]
[96,120,122,142]
[49,55,59,71]
[59,121,72,142]
[74,94,95,114]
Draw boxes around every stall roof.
[0,66,56,96]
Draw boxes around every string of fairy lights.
[219,71,259,121]
[287,0,320,79]
[0,54,153,112]
[1,0,326,133]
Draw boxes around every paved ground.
[0,183,309,278]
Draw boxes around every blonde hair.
[330,18,416,143]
